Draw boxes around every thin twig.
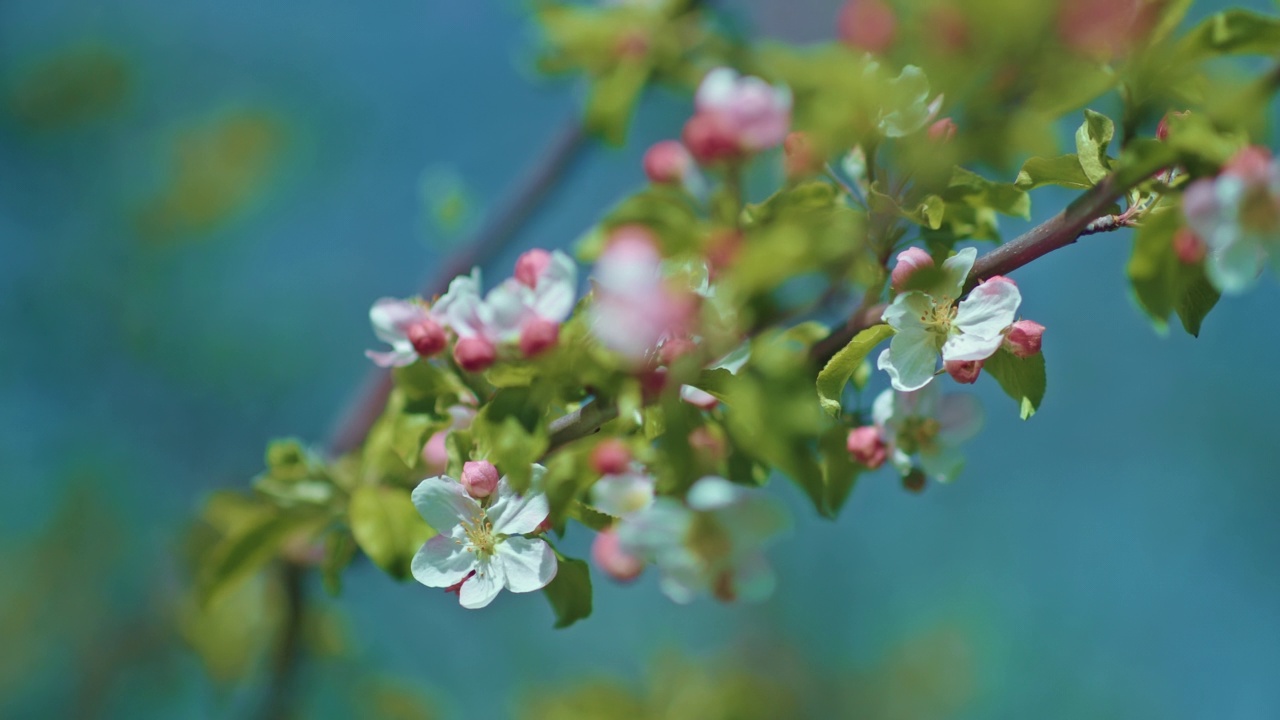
[256,561,306,720]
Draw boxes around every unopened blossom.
[872,384,983,483]
[846,425,887,469]
[1182,145,1280,294]
[421,401,477,474]
[878,248,1022,392]
[944,358,983,384]
[928,117,957,143]
[410,466,557,609]
[365,298,447,367]
[461,460,500,499]
[1002,320,1045,358]
[838,0,897,54]
[643,140,695,185]
[591,528,644,582]
[616,476,789,604]
[890,247,935,291]
[590,439,633,476]
[690,68,791,155]
[590,228,696,364]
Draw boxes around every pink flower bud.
[591,439,632,476]
[461,460,500,499]
[642,140,693,184]
[682,112,740,165]
[944,358,984,384]
[890,247,934,291]
[1003,320,1045,358]
[1172,228,1207,265]
[783,131,820,178]
[514,249,552,289]
[421,431,449,475]
[453,337,496,372]
[1223,146,1274,184]
[838,0,897,54]
[519,317,559,358]
[846,426,887,469]
[659,337,698,366]
[614,30,650,59]
[688,426,726,460]
[705,228,743,277]
[1156,110,1188,142]
[928,117,957,143]
[591,528,644,582]
[406,318,446,357]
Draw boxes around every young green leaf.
[1015,155,1092,191]
[816,324,894,417]
[1175,267,1222,337]
[1075,110,1114,184]
[196,507,329,608]
[983,349,1046,420]
[543,552,592,628]
[349,485,436,581]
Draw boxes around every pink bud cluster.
[681,68,792,165]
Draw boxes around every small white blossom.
[877,248,1021,392]
[872,384,983,483]
[410,466,557,609]
[616,476,789,604]
[1183,146,1280,294]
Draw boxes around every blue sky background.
[2,1,1279,717]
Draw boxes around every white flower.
[616,476,789,604]
[1183,146,1280,294]
[877,248,1021,392]
[590,229,695,363]
[435,252,579,346]
[365,298,444,367]
[591,469,656,518]
[872,384,983,483]
[410,466,557,609]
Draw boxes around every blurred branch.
[257,561,306,720]
[328,119,590,457]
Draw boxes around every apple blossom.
[643,140,694,184]
[877,248,1022,391]
[590,229,696,364]
[591,528,645,582]
[846,426,887,469]
[872,384,983,483]
[1172,228,1207,265]
[928,117,957,143]
[615,476,789,604]
[591,469,656,518]
[461,460,500,499]
[410,467,557,609]
[1182,146,1280,294]
[690,68,791,155]
[890,247,935,291]
[1003,320,1045,358]
[365,298,447,367]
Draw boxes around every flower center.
[898,417,941,455]
[460,512,497,558]
[919,297,957,337]
[685,514,733,565]
[1239,185,1280,234]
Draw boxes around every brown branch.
[327,119,590,456]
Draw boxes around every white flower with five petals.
[410,466,557,609]
[877,247,1021,392]
[872,384,983,483]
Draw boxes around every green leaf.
[1015,154,1092,191]
[1175,267,1222,337]
[983,349,1046,420]
[1179,10,1280,61]
[584,60,651,146]
[348,485,435,581]
[815,324,894,417]
[1075,110,1114,184]
[945,167,1030,219]
[474,416,548,493]
[543,553,592,629]
[196,507,329,608]
[321,531,356,596]
[820,427,862,516]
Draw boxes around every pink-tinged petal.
[891,247,935,291]
[410,532,477,588]
[591,473,656,517]
[364,348,417,368]
[458,558,505,609]
[940,332,1004,363]
[487,476,550,536]
[953,278,1021,338]
[938,247,977,298]
[880,291,934,332]
[591,529,645,582]
[877,330,939,392]
[369,298,428,343]
[1182,179,1222,241]
[497,536,557,593]
[530,251,578,321]
[434,270,486,339]
[410,476,479,533]
[680,385,719,410]
[482,279,532,343]
[937,393,983,445]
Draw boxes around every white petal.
[871,388,896,428]
[369,298,426,344]
[487,478,550,535]
[881,291,933,332]
[714,494,789,549]
[591,473,656,517]
[695,67,738,112]
[1207,236,1266,295]
[410,532,477,588]
[365,347,417,368]
[877,330,939,392]
[680,385,719,409]
[920,444,965,483]
[937,393,984,444]
[686,476,746,511]
[953,279,1021,339]
[940,332,1004,363]
[497,536,558,593]
[890,447,913,475]
[531,251,578,321]
[939,247,977,298]
[410,476,479,533]
[458,558,505,609]
[898,381,940,418]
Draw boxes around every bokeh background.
[3,1,1280,718]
